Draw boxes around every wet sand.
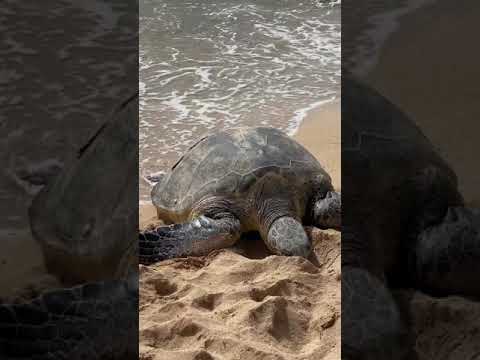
[365,2,480,357]
[139,104,341,360]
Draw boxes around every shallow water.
[139,0,341,201]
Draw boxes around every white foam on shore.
[139,0,340,201]
[286,96,338,136]
[350,0,438,77]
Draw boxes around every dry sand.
[364,1,480,357]
[139,103,341,360]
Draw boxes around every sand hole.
[192,293,222,311]
[177,320,202,337]
[268,302,291,341]
[152,278,177,296]
[249,279,292,302]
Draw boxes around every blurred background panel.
[0,1,139,358]
[342,1,480,359]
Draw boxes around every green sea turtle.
[139,127,341,264]
[0,93,138,359]
[342,76,480,359]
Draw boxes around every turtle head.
[420,206,479,242]
[28,93,139,285]
[414,206,480,297]
[313,191,341,230]
[151,175,178,224]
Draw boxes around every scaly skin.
[139,187,342,264]
[313,190,342,230]
[266,216,311,257]
[412,207,480,298]
[139,215,241,264]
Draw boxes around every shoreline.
[294,100,340,190]
[286,97,338,136]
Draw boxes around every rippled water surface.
[140,0,341,200]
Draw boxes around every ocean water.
[139,0,341,201]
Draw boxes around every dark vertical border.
[0,1,139,358]
[342,1,480,359]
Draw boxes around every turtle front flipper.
[266,216,312,258]
[0,275,138,359]
[343,266,415,360]
[139,215,241,264]
[412,207,480,298]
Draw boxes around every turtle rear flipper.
[139,215,241,264]
[0,275,138,359]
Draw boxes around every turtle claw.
[139,230,180,264]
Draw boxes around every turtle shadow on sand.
[341,76,480,359]
[222,230,322,267]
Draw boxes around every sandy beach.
[139,103,341,360]
[363,2,480,357]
